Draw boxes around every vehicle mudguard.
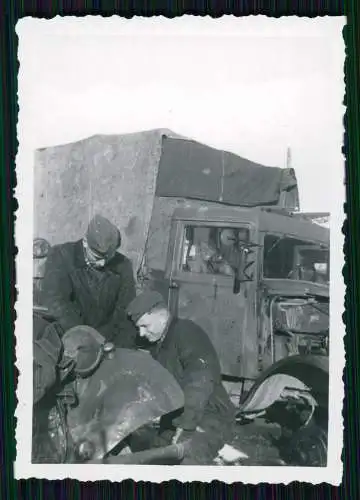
[65,348,185,462]
[240,354,329,413]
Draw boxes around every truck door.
[167,220,259,380]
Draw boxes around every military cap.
[86,214,121,255]
[126,291,166,324]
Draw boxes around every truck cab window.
[181,225,250,277]
[263,234,329,284]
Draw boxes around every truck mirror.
[232,247,256,293]
[185,226,194,242]
[233,274,241,294]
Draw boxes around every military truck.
[33,129,330,465]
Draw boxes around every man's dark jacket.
[33,314,63,405]
[149,318,235,438]
[42,240,137,347]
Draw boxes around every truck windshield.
[263,234,329,284]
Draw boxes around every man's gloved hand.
[172,428,197,447]
[172,427,184,444]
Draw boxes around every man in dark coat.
[33,314,64,405]
[126,290,236,465]
[42,214,137,347]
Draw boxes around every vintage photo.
[15,17,345,483]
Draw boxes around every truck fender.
[239,355,329,413]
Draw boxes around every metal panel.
[167,219,260,379]
[66,348,184,461]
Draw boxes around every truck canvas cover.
[34,129,299,274]
[157,136,298,207]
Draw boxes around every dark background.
[1,1,358,498]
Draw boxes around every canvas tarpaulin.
[34,130,179,274]
[34,129,299,277]
[156,136,299,208]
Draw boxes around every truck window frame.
[168,219,258,286]
[261,231,330,285]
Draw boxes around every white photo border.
[14,15,346,484]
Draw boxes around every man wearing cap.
[42,214,137,348]
[126,290,236,465]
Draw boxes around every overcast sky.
[17,16,345,212]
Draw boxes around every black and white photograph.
[15,16,345,483]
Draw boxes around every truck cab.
[162,206,329,385]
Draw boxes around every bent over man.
[42,214,137,347]
[126,290,236,465]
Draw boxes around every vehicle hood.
[262,279,329,300]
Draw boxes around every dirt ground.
[228,419,284,465]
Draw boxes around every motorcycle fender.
[240,355,329,413]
